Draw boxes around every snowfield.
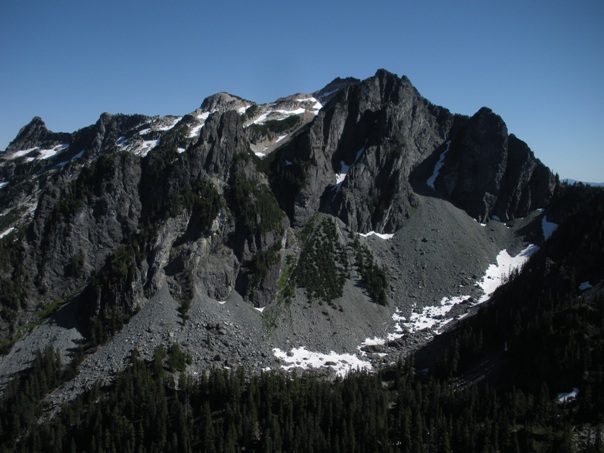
[273,347,372,377]
[557,387,579,403]
[358,231,395,240]
[579,281,592,291]
[9,144,69,161]
[334,142,366,188]
[541,215,558,240]
[427,141,450,189]
[477,244,538,302]
[0,227,15,239]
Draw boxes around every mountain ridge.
[0,69,559,405]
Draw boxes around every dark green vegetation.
[0,340,600,452]
[249,243,282,286]
[352,235,389,306]
[294,216,347,305]
[229,172,285,237]
[0,277,26,330]
[273,217,389,308]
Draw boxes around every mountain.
[563,178,604,187]
[0,69,564,405]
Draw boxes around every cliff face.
[270,70,452,232]
[435,107,556,222]
[0,69,555,344]
[271,71,554,231]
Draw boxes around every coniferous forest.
[0,184,603,452]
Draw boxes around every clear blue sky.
[1,0,602,182]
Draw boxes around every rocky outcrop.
[199,92,250,114]
[271,72,554,231]
[22,152,143,302]
[70,112,152,157]
[435,108,556,221]
[4,117,71,154]
[272,69,454,232]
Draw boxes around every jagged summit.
[312,75,359,103]
[199,92,250,113]
[4,116,71,154]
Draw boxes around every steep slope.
[415,184,604,393]
[0,69,557,402]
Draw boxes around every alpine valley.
[0,69,603,452]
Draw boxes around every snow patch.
[477,244,538,302]
[0,182,8,190]
[557,388,579,403]
[296,97,322,114]
[188,124,204,138]
[10,144,69,160]
[9,147,38,159]
[541,216,558,240]
[333,143,366,189]
[186,112,212,138]
[358,231,395,240]
[273,347,372,377]
[237,105,251,114]
[38,144,69,159]
[405,295,468,334]
[0,227,15,239]
[276,134,288,143]
[354,142,366,163]
[335,172,347,185]
[251,108,306,125]
[136,140,160,157]
[579,281,592,291]
[155,117,182,131]
[361,337,386,347]
[253,307,266,313]
[388,309,406,341]
[427,141,450,189]
[55,150,84,168]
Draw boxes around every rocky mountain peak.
[313,76,359,104]
[434,106,555,221]
[5,116,70,154]
[199,92,250,113]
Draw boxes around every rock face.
[271,70,453,231]
[435,107,556,221]
[5,117,71,154]
[0,68,556,362]
[24,152,143,300]
[271,71,554,231]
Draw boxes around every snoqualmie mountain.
[0,69,587,405]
